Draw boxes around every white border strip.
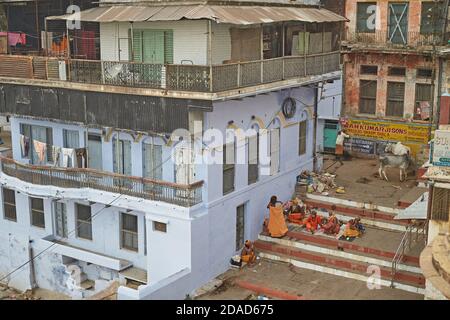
[260,252,425,295]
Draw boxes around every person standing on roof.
[335,130,350,165]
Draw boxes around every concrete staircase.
[255,197,426,295]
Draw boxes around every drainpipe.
[29,240,37,289]
[313,85,319,172]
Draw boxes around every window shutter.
[431,188,450,221]
[132,31,143,62]
[164,30,174,64]
[270,128,280,175]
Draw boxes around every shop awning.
[46,5,348,24]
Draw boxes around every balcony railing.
[344,30,443,48]
[0,156,203,207]
[0,51,341,93]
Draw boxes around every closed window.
[131,29,173,64]
[143,142,163,180]
[431,188,450,221]
[63,129,80,149]
[388,67,406,76]
[417,68,433,78]
[270,128,280,175]
[386,82,405,117]
[76,203,92,240]
[359,80,377,114]
[415,83,433,119]
[54,202,68,238]
[299,121,307,156]
[30,197,45,228]
[153,221,167,233]
[3,188,16,222]
[236,204,245,251]
[88,134,103,170]
[113,138,132,176]
[357,2,377,33]
[360,65,378,75]
[388,3,409,45]
[223,142,235,195]
[248,133,259,185]
[121,213,138,252]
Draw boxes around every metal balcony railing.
[344,30,443,48]
[0,156,203,207]
[0,51,341,93]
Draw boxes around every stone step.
[255,239,425,294]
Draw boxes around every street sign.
[432,130,450,167]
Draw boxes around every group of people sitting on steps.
[264,196,365,239]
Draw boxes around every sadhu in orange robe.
[267,205,288,238]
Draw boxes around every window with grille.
[3,188,16,222]
[386,82,405,117]
[223,142,235,195]
[359,80,377,114]
[121,213,138,252]
[415,83,433,119]
[431,187,450,221]
[356,2,377,33]
[248,134,259,185]
[270,128,280,175]
[76,203,92,240]
[30,197,45,228]
[388,67,406,76]
[299,121,307,156]
[417,68,433,78]
[360,65,378,75]
[420,2,442,34]
[153,221,167,233]
[236,204,245,251]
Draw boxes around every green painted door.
[323,121,339,153]
[142,30,165,64]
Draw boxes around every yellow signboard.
[342,119,430,145]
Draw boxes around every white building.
[0,0,345,299]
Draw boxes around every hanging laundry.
[52,145,62,167]
[61,147,76,168]
[33,140,47,163]
[41,31,53,50]
[51,35,68,56]
[0,32,26,46]
[20,134,30,158]
[76,148,87,169]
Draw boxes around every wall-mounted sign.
[282,97,297,119]
[341,119,430,145]
[432,130,450,167]
[344,138,377,155]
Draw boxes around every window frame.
[359,80,378,115]
[236,204,246,251]
[248,132,259,185]
[356,2,377,33]
[360,65,378,75]
[386,81,405,117]
[2,188,17,222]
[153,221,167,233]
[76,203,93,241]
[431,187,450,221]
[120,212,139,252]
[223,142,236,195]
[298,121,307,156]
[30,197,45,229]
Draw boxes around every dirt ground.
[197,259,423,301]
[0,284,70,300]
[319,157,419,208]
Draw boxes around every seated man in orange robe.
[288,199,306,225]
[304,210,322,234]
[241,240,257,264]
[321,212,340,235]
[268,202,288,238]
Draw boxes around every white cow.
[385,142,411,156]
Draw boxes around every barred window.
[299,121,307,155]
[359,80,377,114]
[30,197,45,228]
[357,2,377,33]
[431,188,450,221]
[153,221,167,233]
[386,82,405,117]
[121,213,138,252]
[223,142,235,195]
[3,188,16,222]
[76,203,92,240]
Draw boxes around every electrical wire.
[0,193,123,285]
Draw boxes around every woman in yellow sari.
[343,219,360,238]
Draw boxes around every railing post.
[282,58,285,80]
[101,60,105,84]
[260,60,264,83]
[209,65,213,92]
[237,63,241,88]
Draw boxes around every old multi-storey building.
[341,0,450,161]
[0,0,345,299]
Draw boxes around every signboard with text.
[432,130,450,167]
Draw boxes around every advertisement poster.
[432,130,450,167]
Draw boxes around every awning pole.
[44,18,48,56]
[130,22,134,61]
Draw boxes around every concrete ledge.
[419,242,450,300]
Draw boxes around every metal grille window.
[153,221,167,233]
[388,3,409,44]
[357,2,377,33]
[386,82,405,117]
[420,2,442,34]
[121,213,138,252]
[30,197,45,228]
[54,202,68,238]
[359,80,377,114]
[417,68,433,78]
[299,121,307,155]
[388,67,406,76]
[3,188,16,222]
[360,65,378,75]
[76,203,92,240]
[236,204,245,251]
[223,143,235,195]
[431,187,450,221]
[415,83,433,110]
[270,128,280,175]
[248,134,259,185]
